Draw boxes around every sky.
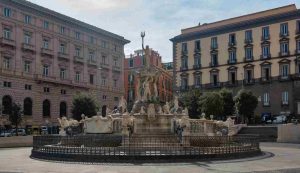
[27,0,300,62]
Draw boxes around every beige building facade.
[171,4,300,118]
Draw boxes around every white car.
[0,131,12,137]
[41,126,48,135]
[267,115,287,124]
[11,129,26,136]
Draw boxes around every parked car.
[267,115,287,124]
[11,129,26,136]
[0,131,12,137]
[41,126,48,135]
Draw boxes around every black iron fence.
[31,134,261,162]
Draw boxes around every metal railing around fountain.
[31,134,261,162]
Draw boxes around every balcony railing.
[291,73,300,80]
[0,37,16,48]
[41,48,54,57]
[243,79,255,85]
[193,84,202,89]
[180,85,189,91]
[261,35,270,41]
[260,77,271,84]
[100,63,110,69]
[278,75,291,82]
[74,56,84,63]
[58,52,69,60]
[209,62,218,67]
[228,42,236,47]
[112,66,121,72]
[227,59,237,65]
[181,50,188,55]
[279,51,290,57]
[22,43,35,52]
[244,39,253,44]
[279,32,289,38]
[194,48,201,53]
[295,49,300,55]
[244,57,254,62]
[281,101,289,106]
[225,81,238,87]
[209,82,221,88]
[260,54,271,60]
[193,64,201,70]
[88,59,97,66]
[180,66,188,71]
[210,45,218,50]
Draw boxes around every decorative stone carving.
[118,96,127,113]
[163,102,170,114]
[147,104,156,121]
[140,106,146,114]
[82,115,113,134]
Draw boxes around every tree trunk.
[16,124,18,136]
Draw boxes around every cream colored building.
[171,4,300,118]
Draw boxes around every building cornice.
[2,0,130,44]
[170,10,300,43]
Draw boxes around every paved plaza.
[0,143,299,173]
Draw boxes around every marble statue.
[163,102,170,114]
[81,115,114,133]
[57,117,80,136]
[182,107,189,116]
[173,96,179,113]
[106,107,112,116]
[157,105,163,114]
[147,104,156,121]
[118,96,127,113]
[142,77,151,101]
[140,106,146,114]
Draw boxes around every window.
[75,47,80,57]
[23,98,32,116]
[60,26,65,34]
[282,91,289,105]
[212,74,218,86]
[129,74,134,84]
[181,57,188,69]
[42,99,50,117]
[3,57,10,69]
[245,30,252,42]
[297,40,300,53]
[3,81,11,88]
[113,79,117,87]
[102,95,107,100]
[280,64,289,78]
[3,28,11,39]
[101,78,106,86]
[280,23,288,36]
[263,93,270,106]
[43,20,49,29]
[24,33,31,44]
[101,56,107,64]
[3,7,11,17]
[90,36,94,44]
[59,102,67,117]
[245,47,253,60]
[211,54,218,66]
[75,72,80,82]
[114,97,119,102]
[101,40,107,48]
[195,40,200,51]
[262,45,270,58]
[113,58,118,66]
[24,61,30,73]
[194,55,201,66]
[182,43,187,52]
[89,74,94,84]
[230,71,236,84]
[43,87,50,93]
[75,32,80,39]
[60,68,66,79]
[24,15,31,24]
[61,89,66,95]
[129,58,134,67]
[43,39,49,49]
[229,50,236,63]
[181,78,188,89]
[25,84,32,90]
[2,95,12,115]
[88,51,95,62]
[280,42,289,55]
[211,37,218,49]
[114,44,117,52]
[297,20,300,33]
[262,66,271,80]
[43,65,49,76]
[229,33,236,45]
[262,26,269,39]
[194,75,201,87]
[245,69,253,83]
[59,43,65,53]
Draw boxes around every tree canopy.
[234,89,258,123]
[199,91,224,119]
[9,103,23,136]
[180,89,202,119]
[71,94,99,121]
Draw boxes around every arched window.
[59,102,67,117]
[23,97,32,116]
[43,99,50,117]
[2,95,12,115]
[102,105,107,117]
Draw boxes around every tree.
[9,103,23,136]
[199,92,224,119]
[220,88,235,118]
[234,89,258,124]
[71,94,99,121]
[180,89,202,119]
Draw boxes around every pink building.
[0,0,129,127]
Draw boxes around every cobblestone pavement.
[0,142,299,173]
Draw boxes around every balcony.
[244,39,253,44]
[100,63,110,70]
[260,54,271,60]
[260,77,271,84]
[0,37,15,48]
[58,52,69,60]
[74,56,84,63]
[279,51,290,57]
[210,45,218,50]
[112,65,121,72]
[281,102,289,107]
[194,48,201,53]
[180,85,189,92]
[193,64,201,70]
[180,66,188,71]
[41,48,53,57]
[243,79,255,85]
[181,50,188,55]
[209,62,218,67]
[278,75,291,82]
[261,36,270,41]
[295,49,300,55]
[291,73,300,80]
[227,59,237,65]
[209,82,221,88]
[228,42,236,47]
[296,30,300,35]
[243,57,254,62]
[87,59,97,67]
[193,84,202,89]
[225,81,238,87]
[279,32,289,38]
[22,43,35,53]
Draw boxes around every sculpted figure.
[118,96,127,113]
[147,104,156,121]
[106,107,112,115]
[140,106,146,114]
[163,102,170,114]
[182,107,189,116]
[57,117,69,129]
[173,96,179,113]
[136,78,141,101]
[142,77,151,101]
[157,105,163,114]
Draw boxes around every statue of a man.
[136,77,141,101]
[142,77,151,101]
[173,96,179,113]
[118,96,127,113]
